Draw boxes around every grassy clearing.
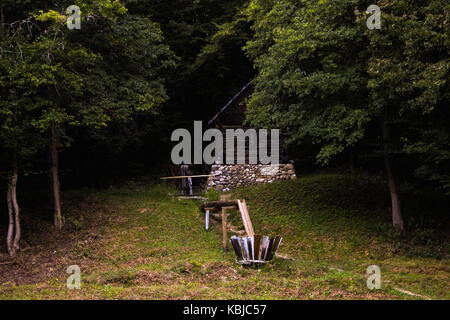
[0,172,448,299]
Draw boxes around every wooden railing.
[160,174,213,187]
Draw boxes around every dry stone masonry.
[210,164,296,191]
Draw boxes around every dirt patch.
[0,196,113,286]
[133,270,179,285]
[200,262,241,282]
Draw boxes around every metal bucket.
[230,235,282,265]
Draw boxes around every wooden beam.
[253,234,261,260]
[160,174,212,180]
[201,200,238,211]
[241,200,255,237]
[221,207,228,252]
[237,200,252,237]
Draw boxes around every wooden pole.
[221,207,228,252]
[242,200,255,237]
[237,200,250,237]
[160,174,212,180]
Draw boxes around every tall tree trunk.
[6,185,15,256]
[11,164,20,251]
[51,125,63,229]
[6,161,20,256]
[382,120,405,232]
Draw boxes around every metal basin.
[230,235,282,265]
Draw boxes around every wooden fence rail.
[160,174,213,188]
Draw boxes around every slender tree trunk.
[51,125,63,229]
[6,161,20,256]
[6,185,15,256]
[382,120,405,232]
[11,164,20,251]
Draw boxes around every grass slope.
[0,172,448,299]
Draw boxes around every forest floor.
[0,172,449,299]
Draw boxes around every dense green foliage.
[124,0,254,126]
[0,0,176,173]
[0,0,255,244]
[0,0,448,256]
[0,1,179,235]
[243,0,449,192]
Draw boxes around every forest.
[0,0,449,300]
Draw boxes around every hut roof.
[208,81,253,126]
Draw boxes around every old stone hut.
[208,81,296,191]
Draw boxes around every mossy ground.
[0,172,448,299]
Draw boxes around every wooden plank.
[239,237,248,260]
[221,207,228,252]
[239,199,250,236]
[253,234,261,261]
[178,196,207,200]
[265,237,274,261]
[241,200,254,237]
[160,174,212,180]
[236,200,245,233]
[243,237,250,260]
[230,236,243,260]
[260,236,269,260]
[237,200,251,237]
[275,237,283,252]
[201,200,238,211]
[268,235,281,260]
[247,237,253,260]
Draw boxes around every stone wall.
[210,164,296,191]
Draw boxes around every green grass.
[0,172,448,299]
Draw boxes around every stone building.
[208,81,296,191]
